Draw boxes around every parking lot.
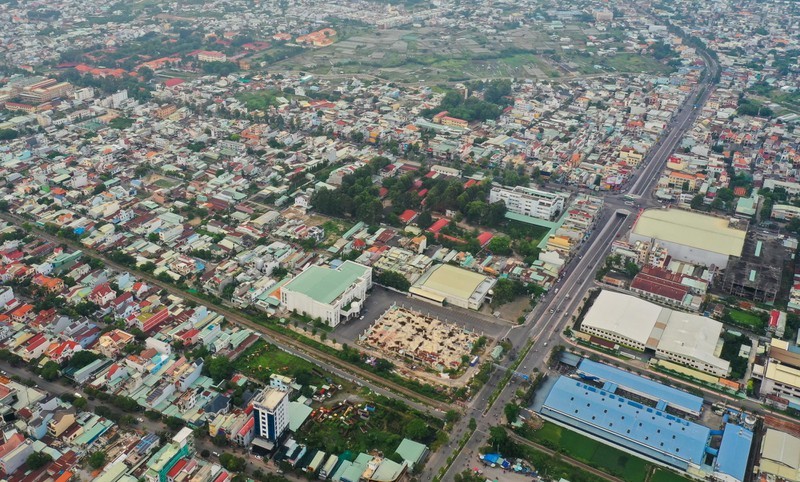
[333,286,513,345]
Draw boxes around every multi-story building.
[252,388,288,444]
[489,185,567,221]
[757,339,800,404]
[280,261,371,327]
[144,428,194,482]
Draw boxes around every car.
[543,342,548,347]
[624,201,635,206]
[549,309,555,313]
[136,417,144,423]
[212,452,220,458]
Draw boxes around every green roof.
[283,261,369,304]
[395,439,428,468]
[95,462,128,482]
[289,401,313,431]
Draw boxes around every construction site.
[721,231,790,303]
[358,306,483,374]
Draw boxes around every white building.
[488,185,567,221]
[280,261,371,327]
[253,388,289,443]
[580,290,730,376]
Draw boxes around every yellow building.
[48,411,76,437]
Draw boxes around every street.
[429,29,723,482]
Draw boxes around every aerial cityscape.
[0,0,798,481]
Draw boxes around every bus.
[623,194,641,202]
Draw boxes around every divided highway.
[432,36,721,482]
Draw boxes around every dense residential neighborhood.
[0,0,799,481]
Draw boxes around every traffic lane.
[518,215,628,371]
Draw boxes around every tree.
[504,403,521,423]
[375,270,411,291]
[487,236,512,255]
[88,451,107,469]
[205,356,233,383]
[445,410,460,424]
[40,361,60,381]
[416,211,433,229]
[26,452,53,469]
[73,397,88,410]
[219,453,246,472]
[624,261,640,278]
[0,129,19,141]
[66,350,103,370]
[404,419,429,440]
[690,194,705,210]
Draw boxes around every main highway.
[431,33,721,482]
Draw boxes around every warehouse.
[280,261,372,328]
[758,428,800,481]
[409,264,496,310]
[579,290,665,350]
[538,360,754,481]
[540,376,711,471]
[580,291,730,377]
[629,209,746,269]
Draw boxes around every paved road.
[436,210,630,481]
[431,28,723,482]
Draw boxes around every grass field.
[524,422,651,482]
[727,309,764,328]
[233,339,327,386]
[651,468,694,482]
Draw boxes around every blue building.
[538,360,754,481]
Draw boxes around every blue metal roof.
[578,359,704,415]
[540,377,710,470]
[715,424,752,481]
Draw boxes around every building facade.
[252,388,288,444]
[488,185,566,221]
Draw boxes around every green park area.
[233,339,328,387]
[299,395,444,456]
[519,422,651,482]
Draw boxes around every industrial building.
[579,291,730,377]
[253,388,289,446]
[629,209,746,269]
[755,339,800,409]
[409,263,496,310]
[280,261,371,327]
[536,359,753,481]
[758,428,800,481]
[488,184,567,221]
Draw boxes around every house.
[45,340,81,364]
[89,283,117,308]
[96,329,135,358]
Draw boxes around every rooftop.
[254,387,287,410]
[715,424,753,481]
[578,359,704,415]
[541,376,710,470]
[412,263,493,301]
[632,209,746,258]
[282,261,369,305]
[581,290,664,348]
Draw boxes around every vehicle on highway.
[549,309,555,313]
[624,201,635,206]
